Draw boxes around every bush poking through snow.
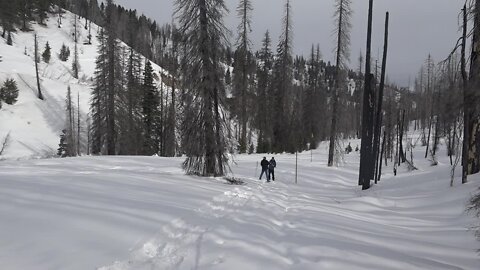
[0,78,19,105]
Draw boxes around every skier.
[268,157,276,182]
[259,157,270,181]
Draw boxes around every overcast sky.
[114,0,463,87]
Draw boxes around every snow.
[0,141,479,270]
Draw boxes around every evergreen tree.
[65,86,76,156]
[35,0,51,25]
[6,31,12,45]
[59,43,70,61]
[57,129,68,157]
[0,0,17,39]
[176,0,230,176]
[303,45,324,150]
[105,0,118,155]
[142,60,160,155]
[42,41,51,63]
[233,0,253,153]
[19,0,34,31]
[255,30,273,153]
[90,28,108,154]
[0,78,19,105]
[272,0,294,153]
[72,13,80,79]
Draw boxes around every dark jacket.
[269,159,276,170]
[261,159,269,169]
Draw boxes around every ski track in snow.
[98,174,313,270]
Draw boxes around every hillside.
[0,10,167,160]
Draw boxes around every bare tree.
[34,34,44,100]
[359,0,374,189]
[0,132,11,155]
[328,0,352,167]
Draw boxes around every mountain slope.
[0,11,167,160]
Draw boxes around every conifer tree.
[175,0,230,176]
[42,42,51,63]
[57,129,68,157]
[255,30,273,153]
[59,43,70,61]
[233,0,253,153]
[142,60,160,155]
[272,0,294,153]
[0,78,19,105]
[90,28,108,155]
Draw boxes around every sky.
[113,0,464,87]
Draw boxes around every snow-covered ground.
[0,141,479,270]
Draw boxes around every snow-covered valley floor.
[1,144,479,270]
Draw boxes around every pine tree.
[35,0,50,25]
[0,0,17,39]
[6,31,12,45]
[72,14,80,79]
[65,86,76,156]
[272,0,294,153]
[59,43,70,61]
[233,0,253,153]
[19,0,35,31]
[42,42,51,63]
[90,28,108,155]
[142,60,160,155]
[105,0,117,155]
[0,78,19,105]
[255,30,273,153]
[176,0,230,176]
[57,129,68,157]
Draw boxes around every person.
[259,157,270,180]
[268,157,276,181]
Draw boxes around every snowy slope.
[0,142,479,270]
[0,11,168,160]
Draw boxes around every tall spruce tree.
[272,0,294,153]
[105,0,117,155]
[255,30,273,153]
[142,60,161,155]
[90,28,107,154]
[233,0,253,153]
[175,0,230,176]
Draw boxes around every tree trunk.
[462,4,469,182]
[34,34,43,100]
[328,0,345,167]
[359,0,374,189]
[373,12,389,183]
